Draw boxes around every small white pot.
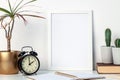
[101,46,112,63]
[112,48,120,65]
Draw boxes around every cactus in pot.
[105,28,111,47]
[101,28,112,63]
[112,38,120,65]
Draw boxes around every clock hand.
[29,60,35,65]
[28,56,30,64]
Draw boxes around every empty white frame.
[48,11,93,70]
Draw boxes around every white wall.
[40,0,120,69]
[1,0,120,70]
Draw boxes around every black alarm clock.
[18,46,40,75]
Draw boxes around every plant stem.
[7,19,14,52]
[7,38,11,52]
[4,18,14,52]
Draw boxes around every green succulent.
[105,28,111,47]
[115,38,120,48]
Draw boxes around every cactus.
[105,28,111,47]
[115,38,120,48]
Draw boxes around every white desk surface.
[0,70,120,80]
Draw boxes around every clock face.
[21,55,40,74]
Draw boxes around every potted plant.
[101,28,113,63]
[112,38,120,65]
[0,0,44,74]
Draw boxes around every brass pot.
[0,51,20,74]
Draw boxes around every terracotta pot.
[0,51,20,74]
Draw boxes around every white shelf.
[0,71,120,80]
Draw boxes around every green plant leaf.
[13,0,24,13]
[8,0,12,12]
[14,0,37,13]
[0,7,11,14]
[17,10,41,14]
[22,14,45,19]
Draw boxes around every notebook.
[27,71,105,80]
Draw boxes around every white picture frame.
[48,11,93,70]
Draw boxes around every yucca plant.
[0,0,44,52]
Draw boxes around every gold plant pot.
[0,51,20,74]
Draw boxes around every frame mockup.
[48,11,93,70]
